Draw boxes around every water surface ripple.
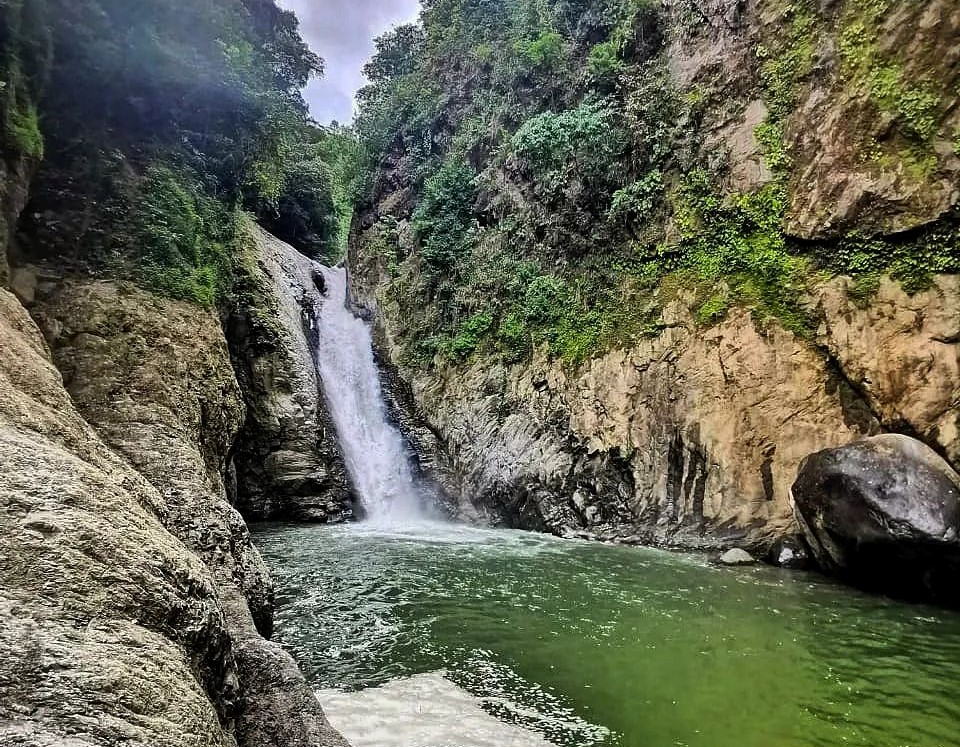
[255,521,960,747]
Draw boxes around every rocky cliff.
[349,0,960,557]
[227,225,354,523]
[0,267,349,746]
[352,267,959,554]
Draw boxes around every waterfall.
[308,265,428,524]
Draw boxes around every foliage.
[258,143,340,262]
[0,0,52,160]
[9,0,333,305]
[518,30,565,68]
[587,40,621,81]
[355,0,960,373]
[607,170,663,233]
[509,98,626,195]
[412,159,477,276]
[137,166,240,307]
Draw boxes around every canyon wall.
[350,0,960,556]
[1,243,350,746]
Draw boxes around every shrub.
[509,98,626,194]
[607,170,663,231]
[518,31,565,68]
[259,151,340,262]
[413,159,477,275]
[587,40,621,81]
[137,165,238,307]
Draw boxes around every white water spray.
[309,265,428,523]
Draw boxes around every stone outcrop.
[663,0,960,238]
[0,275,349,747]
[0,287,238,746]
[227,225,354,523]
[792,434,960,605]
[811,275,960,466]
[353,268,959,557]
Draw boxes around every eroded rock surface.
[22,277,348,747]
[792,434,960,605]
[356,270,959,555]
[0,288,238,747]
[227,225,353,523]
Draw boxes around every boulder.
[792,434,960,605]
[719,548,757,566]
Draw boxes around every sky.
[279,0,421,124]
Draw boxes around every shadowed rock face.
[792,434,960,606]
[227,226,354,523]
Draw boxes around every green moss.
[696,293,730,325]
[446,312,494,360]
[6,97,43,158]
[755,2,817,120]
[821,217,960,295]
[839,5,946,144]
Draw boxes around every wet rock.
[792,434,960,605]
[719,548,757,566]
[766,536,811,570]
[226,224,354,523]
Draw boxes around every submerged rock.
[719,548,757,566]
[792,434,960,605]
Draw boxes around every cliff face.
[0,287,239,746]
[0,269,349,747]
[227,225,354,523]
[353,268,959,552]
[350,0,960,553]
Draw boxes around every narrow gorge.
[1,0,960,745]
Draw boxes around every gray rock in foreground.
[3,272,350,747]
[792,434,960,605]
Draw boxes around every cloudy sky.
[280,0,421,124]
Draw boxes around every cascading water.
[308,264,429,524]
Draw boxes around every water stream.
[311,266,428,523]
[263,268,960,746]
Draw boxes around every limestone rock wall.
[357,274,959,555]
[226,225,354,523]
[0,287,238,746]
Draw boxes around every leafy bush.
[259,146,340,262]
[509,98,626,193]
[413,159,477,275]
[587,40,621,81]
[518,31,565,68]
[607,170,663,232]
[137,166,239,307]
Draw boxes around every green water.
[254,521,960,747]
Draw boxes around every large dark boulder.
[792,434,960,606]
